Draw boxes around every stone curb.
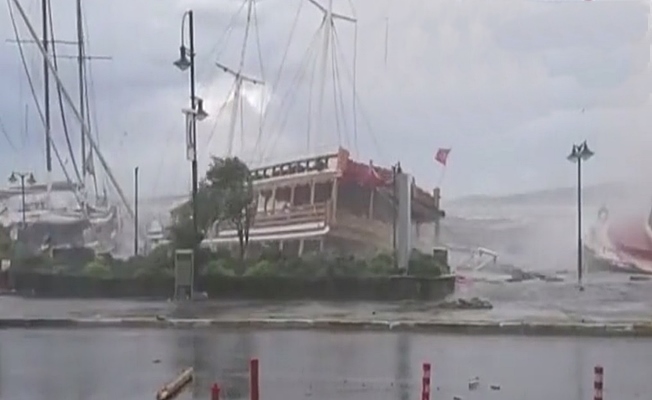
[1,317,652,337]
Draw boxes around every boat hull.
[583,242,642,274]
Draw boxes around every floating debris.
[490,384,501,390]
[468,377,480,390]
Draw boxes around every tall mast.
[76,0,86,188]
[216,62,262,157]
[306,0,355,152]
[42,0,52,194]
[314,0,333,153]
[10,0,137,223]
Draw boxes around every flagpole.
[437,165,447,188]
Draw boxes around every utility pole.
[42,0,51,195]
[391,162,402,270]
[215,61,263,156]
[8,171,36,227]
[567,141,594,291]
[134,166,139,256]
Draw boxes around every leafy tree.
[170,181,222,248]
[0,225,11,259]
[206,157,256,266]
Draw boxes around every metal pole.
[392,164,397,269]
[577,157,583,288]
[76,0,86,181]
[188,11,198,246]
[42,0,52,176]
[20,175,26,226]
[188,10,199,296]
[134,166,139,256]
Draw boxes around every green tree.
[206,157,255,264]
[0,225,12,259]
[170,181,222,249]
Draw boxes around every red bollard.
[422,363,431,400]
[250,358,260,400]
[594,365,603,400]
[211,383,220,400]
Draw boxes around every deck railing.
[218,202,331,232]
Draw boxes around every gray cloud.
[0,0,649,205]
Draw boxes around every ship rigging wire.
[78,2,102,198]
[257,23,323,164]
[6,0,76,190]
[258,1,362,163]
[332,26,387,163]
[47,1,82,186]
[251,0,304,155]
[0,114,17,151]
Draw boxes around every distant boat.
[2,0,132,257]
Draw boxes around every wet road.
[0,328,650,400]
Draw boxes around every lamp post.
[134,166,139,256]
[8,171,36,226]
[567,140,594,290]
[174,10,208,297]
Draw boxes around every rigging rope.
[352,22,359,155]
[258,24,323,163]
[331,26,351,150]
[0,114,17,151]
[6,0,76,189]
[333,27,387,163]
[252,0,267,155]
[329,27,343,147]
[47,1,82,185]
[252,0,304,154]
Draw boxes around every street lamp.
[174,9,208,296]
[8,171,36,226]
[567,140,594,290]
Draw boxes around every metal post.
[76,0,86,181]
[20,175,26,226]
[392,164,397,269]
[188,10,199,293]
[134,166,139,256]
[42,0,52,176]
[577,157,583,289]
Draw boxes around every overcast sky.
[0,0,649,203]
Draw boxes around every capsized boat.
[583,206,652,274]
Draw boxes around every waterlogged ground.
[0,328,650,400]
[2,271,652,323]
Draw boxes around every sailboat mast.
[76,0,86,186]
[314,0,333,153]
[10,0,136,222]
[42,0,52,189]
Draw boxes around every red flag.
[434,148,451,166]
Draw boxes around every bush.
[82,260,112,279]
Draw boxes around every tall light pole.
[8,171,36,226]
[174,10,208,298]
[567,140,594,290]
[134,166,139,256]
[173,10,208,247]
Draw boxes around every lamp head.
[27,173,36,185]
[578,141,594,161]
[567,144,580,163]
[173,45,191,71]
[195,98,208,121]
[8,172,16,184]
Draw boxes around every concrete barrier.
[1,316,652,337]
